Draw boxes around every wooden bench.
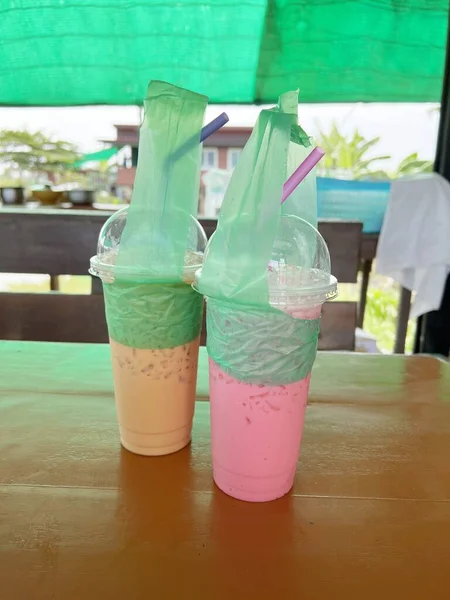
[0,208,362,350]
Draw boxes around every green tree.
[316,122,391,179]
[316,122,433,179]
[0,129,80,179]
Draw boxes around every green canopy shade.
[1,0,448,106]
[73,147,118,167]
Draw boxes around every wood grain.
[0,210,362,282]
[0,210,361,348]
[360,232,378,261]
[0,209,110,275]
[1,343,450,600]
[0,292,108,343]
[318,219,362,283]
[319,301,357,350]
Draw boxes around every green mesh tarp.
[0,0,448,106]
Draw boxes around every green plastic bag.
[197,90,321,384]
[104,281,203,349]
[198,90,316,307]
[103,81,208,350]
[116,80,208,284]
[206,298,319,385]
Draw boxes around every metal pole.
[394,287,412,354]
[414,9,450,356]
[357,259,372,329]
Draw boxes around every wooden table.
[1,342,450,599]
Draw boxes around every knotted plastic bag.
[206,298,320,385]
[116,80,208,283]
[103,81,208,349]
[196,90,322,383]
[197,90,316,306]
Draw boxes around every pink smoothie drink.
[209,304,322,502]
[196,214,338,502]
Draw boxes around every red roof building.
[110,123,251,181]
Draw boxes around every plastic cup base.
[213,464,295,503]
[119,426,192,457]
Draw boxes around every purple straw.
[281,147,325,204]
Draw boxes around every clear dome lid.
[90,206,207,284]
[267,214,337,308]
[195,214,337,307]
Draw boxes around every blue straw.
[200,112,229,142]
[171,112,229,162]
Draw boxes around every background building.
[105,124,252,214]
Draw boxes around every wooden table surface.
[1,342,450,599]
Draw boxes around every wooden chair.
[318,220,361,350]
[0,209,361,350]
[0,209,108,343]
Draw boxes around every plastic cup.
[90,206,207,456]
[195,215,337,501]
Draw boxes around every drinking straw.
[170,113,229,162]
[200,112,229,141]
[281,147,325,204]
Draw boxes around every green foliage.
[0,129,80,175]
[338,276,415,353]
[316,123,391,179]
[57,171,91,187]
[0,175,21,187]
[395,152,433,176]
[316,122,433,180]
[364,284,415,353]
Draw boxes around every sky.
[0,102,440,170]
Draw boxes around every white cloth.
[376,173,450,319]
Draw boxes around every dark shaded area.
[415,9,450,357]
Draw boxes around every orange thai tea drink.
[90,81,209,455]
[91,209,207,455]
